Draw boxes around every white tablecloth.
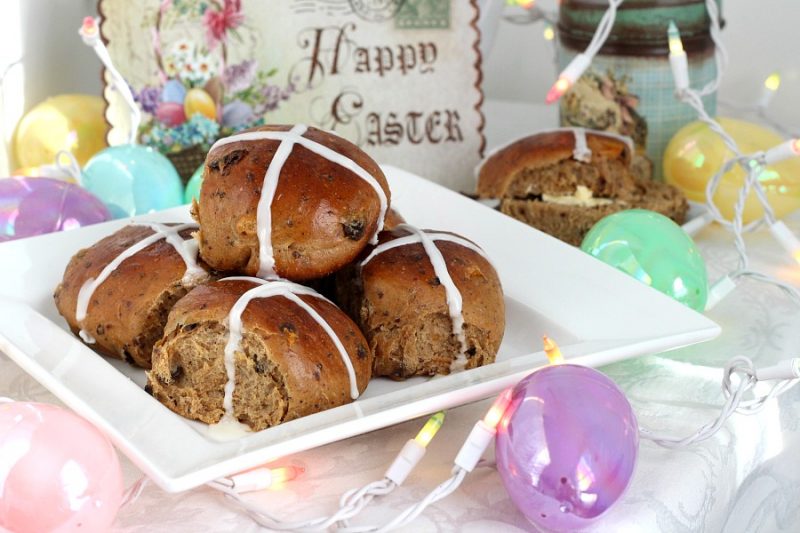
[3,100,800,532]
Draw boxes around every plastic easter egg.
[581,209,708,311]
[664,117,800,223]
[184,165,204,204]
[495,365,638,531]
[222,101,255,129]
[156,101,187,127]
[184,88,216,120]
[14,94,107,167]
[82,144,183,217]
[0,177,111,242]
[0,401,124,533]
[161,78,187,104]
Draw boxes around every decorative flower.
[253,80,296,115]
[203,0,244,50]
[142,114,220,152]
[171,39,195,59]
[164,58,179,77]
[196,59,214,82]
[223,60,257,93]
[134,85,161,114]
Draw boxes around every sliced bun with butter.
[476,129,688,246]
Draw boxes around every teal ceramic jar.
[557,0,720,179]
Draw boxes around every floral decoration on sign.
[130,0,296,170]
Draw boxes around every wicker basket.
[166,145,207,185]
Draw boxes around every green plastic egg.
[580,209,708,311]
[183,165,204,204]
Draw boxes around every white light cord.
[55,150,84,185]
[208,476,397,531]
[583,0,624,58]
[697,0,727,97]
[79,17,141,145]
[670,6,800,308]
[338,468,469,533]
[206,424,445,531]
[640,356,800,448]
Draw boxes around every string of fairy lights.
[202,337,800,531]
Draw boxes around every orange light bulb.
[543,335,564,365]
[81,16,97,35]
[483,388,513,429]
[545,77,571,104]
[273,465,304,484]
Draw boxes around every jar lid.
[558,0,722,55]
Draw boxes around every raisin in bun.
[195,124,391,281]
[476,128,688,245]
[148,278,372,431]
[338,224,505,379]
[54,223,211,368]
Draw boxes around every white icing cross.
[209,125,389,279]
[75,222,205,344]
[361,224,493,373]
[217,277,360,427]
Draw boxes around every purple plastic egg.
[155,101,187,127]
[222,101,255,128]
[495,365,639,531]
[0,177,111,242]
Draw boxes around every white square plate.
[0,165,720,492]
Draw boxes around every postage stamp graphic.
[395,0,450,29]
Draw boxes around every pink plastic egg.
[0,401,124,533]
[155,101,187,127]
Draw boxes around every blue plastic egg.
[81,144,184,218]
[162,79,187,104]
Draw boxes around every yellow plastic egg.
[13,94,107,168]
[183,88,216,120]
[664,117,800,223]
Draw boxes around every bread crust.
[53,225,211,369]
[477,130,632,198]
[340,228,505,379]
[148,279,372,430]
[197,125,391,281]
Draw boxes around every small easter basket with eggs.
[133,0,296,183]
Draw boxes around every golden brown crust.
[383,208,406,230]
[340,228,505,379]
[196,125,391,281]
[476,130,632,198]
[148,279,372,430]
[53,225,211,368]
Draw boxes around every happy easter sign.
[99,0,484,191]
